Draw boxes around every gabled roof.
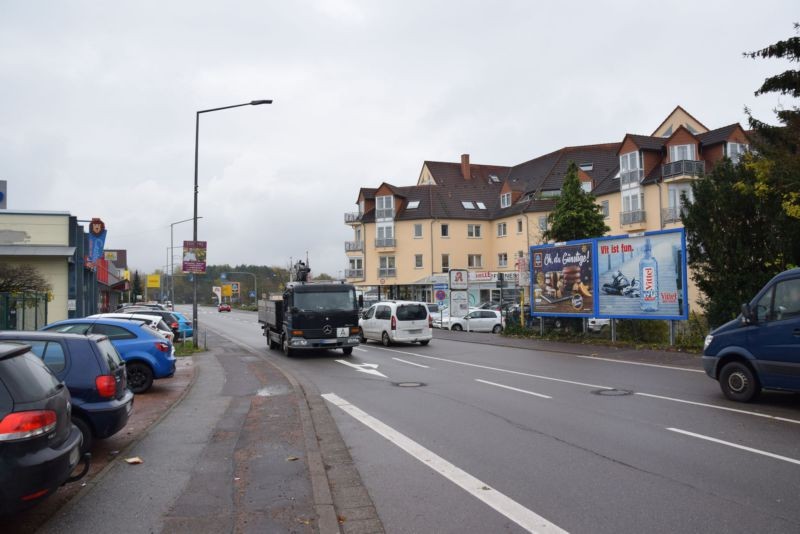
[696,123,743,146]
[650,105,709,137]
[620,134,667,152]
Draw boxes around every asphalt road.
[195,306,800,534]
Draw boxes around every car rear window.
[95,339,124,371]
[0,351,60,402]
[91,324,136,340]
[397,304,428,321]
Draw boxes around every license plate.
[408,329,422,334]
[337,327,349,337]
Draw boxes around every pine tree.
[132,270,143,302]
[542,162,609,242]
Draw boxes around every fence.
[0,292,49,330]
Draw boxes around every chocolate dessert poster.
[531,241,594,315]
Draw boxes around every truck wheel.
[282,336,294,357]
[719,361,760,402]
[342,347,353,356]
[268,336,278,350]
[381,332,391,347]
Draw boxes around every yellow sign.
[222,284,232,297]
[146,274,161,288]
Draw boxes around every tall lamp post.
[221,272,258,305]
[192,99,272,346]
[170,216,201,311]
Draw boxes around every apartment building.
[344,106,749,310]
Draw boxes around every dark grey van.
[702,268,800,402]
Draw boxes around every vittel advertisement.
[595,229,688,320]
[531,241,594,316]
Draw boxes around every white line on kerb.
[322,393,568,534]
[476,379,551,399]
[392,357,430,368]
[636,392,800,425]
[668,428,800,466]
[576,355,704,373]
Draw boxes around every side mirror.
[740,303,755,325]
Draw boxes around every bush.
[615,319,669,343]
[675,312,708,351]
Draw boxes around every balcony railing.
[662,160,704,179]
[345,240,364,252]
[620,169,643,186]
[345,269,364,279]
[620,210,647,225]
[344,212,362,224]
[376,208,395,219]
[377,268,397,278]
[375,238,396,248]
[661,206,686,225]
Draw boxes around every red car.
[218,304,231,312]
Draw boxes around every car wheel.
[127,362,154,394]
[719,361,760,402]
[381,332,391,346]
[282,335,294,357]
[359,328,367,344]
[451,324,463,331]
[419,340,430,346]
[342,347,353,356]
[492,324,503,333]
[73,417,93,455]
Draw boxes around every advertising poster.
[596,229,688,320]
[531,241,594,316]
[146,274,160,288]
[449,291,469,318]
[182,240,207,274]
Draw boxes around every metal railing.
[377,268,397,277]
[345,269,364,279]
[375,208,395,219]
[375,238,396,248]
[620,210,647,225]
[344,212,362,224]
[661,206,686,224]
[620,169,643,186]
[662,160,704,179]
[344,240,364,251]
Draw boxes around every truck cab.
[703,268,800,402]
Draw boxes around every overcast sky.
[1,1,796,277]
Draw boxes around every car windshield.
[294,290,356,311]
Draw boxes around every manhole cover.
[592,388,633,396]
[393,382,425,388]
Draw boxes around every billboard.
[146,274,160,288]
[531,241,594,316]
[182,241,207,274]
[596,229,688,320]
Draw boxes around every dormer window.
[726,142,749,164]
[579,163,593,172]
[500,192,511,208]
[376,195,394,219]
[669,144,696,162]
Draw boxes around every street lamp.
[221,272,258,305]
[170,216,201,311]
[192,99,272,346]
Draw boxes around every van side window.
[754,288,773,322]
[774,278,800,321]
[376,306,391,320]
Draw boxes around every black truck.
[258,264,360,357]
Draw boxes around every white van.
[359,301,432,346]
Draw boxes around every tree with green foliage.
[542,162,609,242]
[132,270,143,302]
[683,159,800,328]
[0,264,51,293]
[744,23,800,220]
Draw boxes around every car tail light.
[170,322,179,330]
[391,316,397,330]
[155,341,171,353]
[428,315,433,328]
[96,375,117,398]
[291,330,304,336]
[0,410,57,441]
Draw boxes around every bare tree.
[0,264,52,293]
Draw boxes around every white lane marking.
[668,428,800,466]
[476,379,551,399]
[354,347,369,352]
[322,393,567,534]
[368,346,612,390]
[576,355,704,373]
[392,357,430,368]
[334,359,387,378]
[635,392,800,425]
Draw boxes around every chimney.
[461,154,471,180]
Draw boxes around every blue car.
[171,311,194,340]
[0,331,134,454]
[42,318,176,394]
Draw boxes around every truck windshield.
[294,290,356,311]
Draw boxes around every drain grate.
[393,382,425,388]
[592,388,633,396]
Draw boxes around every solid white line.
[635,392,800,425]
[322,393,568,534]
[476,379,551,399]
[392,357,430,368]
[354,347,369,352]
[576,355,704,373]
[668,427,800,466]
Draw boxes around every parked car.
[41,318,176,394]
[0,342,89,515]
[218,303,231,312]
[359,301,432,346]
[587,318,611,332]
[448,309,504,333]
[171,311,194,340]
[116,308,182,339]
[89,313,175,342]
[0,332,134,455]
[116,302,165,312]
[703,268,800,402]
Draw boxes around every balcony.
[661,206,686,225]
[620,210,647,227]
[620,169,643,186]
[377,268,397,278]
[345,268,364,279]
[375,238,396,248]
[662,160,704,182]
[345,240,364,252]
[344,212,362,224]
[375,208,395,219]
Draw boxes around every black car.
[0,342,90,515]
[0,332,134,454]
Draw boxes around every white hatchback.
[448,309,504,333]
[359,301,432,346]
